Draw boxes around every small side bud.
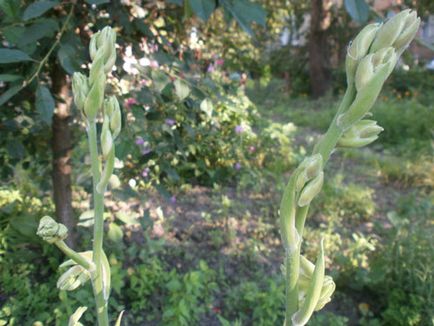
[101,118,113,158]
[315,276,336,311]
[104,96,121,139]
[338,119,383,148]
[72,73,89,112]
[298,172,324,207]
[295,154,323,192]
[37,216,68,244]
[57,265,91,291]
[68,306,87,326]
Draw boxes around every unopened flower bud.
[37,216,68,243]
[68,306,87,326]
[298,172,324,207]
[104,96,121,139]
[371,10,420,53]
[346,23,380,83]
[292,239,325,326]
[101,118,113,158]
[315,276,336,311]
[57,265,91,291]
[338,120,383,148]
[355,47,396,92]
[83,73,106,122]
[90,26,116,73]
[393,12,420,53]
[295,154,323,192]
[72,73,89,112]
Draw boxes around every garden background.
[0,0,433,325]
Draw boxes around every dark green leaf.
[35,85,55,124]
[17,19,58,48]
[85,0,110,5]
[3,26,25,44]
[223,0,266,35]
[0,0,20,19]
[0,74,23,82]
[22,1,59,21]
[0,85,22,105]
[152,70,170,92]
[57,44,81,74]
[344,0,369,24]
[0,49,32,63]
[188,0,215,21]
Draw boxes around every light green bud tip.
[90,26,117,73]
[370,9,420,53]
[354,47,396,92]
[298,171,324,207]
[339,119,383,148]
[72,73,89,112]
[37,216,68,244]
[57,265,91,291]
[295,154,323,192]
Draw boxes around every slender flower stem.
[87,122,109,326]
[55,240,94,271]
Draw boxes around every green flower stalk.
[37,26,122,326]
[280,10,420,325]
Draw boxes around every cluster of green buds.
[280,10,420,326]
[37,26,122,326]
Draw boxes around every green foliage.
[222,278,285,325]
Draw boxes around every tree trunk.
[309,0,330,98]
[51,64,75,246]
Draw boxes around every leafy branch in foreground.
[279,10,420,326]
[36,26,123,326]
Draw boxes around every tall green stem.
[87,122,109,326]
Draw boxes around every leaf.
[85,0,110,5]
[188,0,216,21]
[174,79,190,100]
[223,0,266,35]
[22,1,58,21]
[108,223,123,242]
[0,85,21,105]
[115,211,139,226]
[35,85,55,125]
[200,98,213,117]
[0,49,32,63]
[344,0,369,24]
[17,19,59,48]
[0,74,23,82]
[57,44,81,74]
[151,70,170,92]
[0,0,20,19]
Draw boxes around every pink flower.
[234,162,241,170]
[249,146,256,153]
[216,59,224,66]
[170,195,177,204]
[142,167,150,178]
[124,97,137,109]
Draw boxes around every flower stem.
[55,240,94,271]
[87,122,109,326]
